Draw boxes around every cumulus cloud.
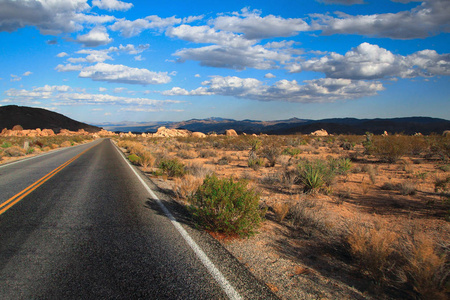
[110,15,182,37]
[10,74,21,82]
[174,44,291,70]
[312,0,450,39]
[78,63,171,85]
[0,0,91,34]
[92,0,133,11]
[23,71,32,76]
[213,8,309,40]
[316,0,365,4]
[264,73,276,79]
[55,64,84,72]
[289,42,450,79]
[75,26,113,47]
[4,85,182,109]
[57,52,69,58]
[166,25,254,47]
[162,75,384,102]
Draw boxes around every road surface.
[0,139,277,299]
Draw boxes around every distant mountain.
[0,105,101,133]
[102,116,450,135]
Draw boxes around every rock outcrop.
[310,129,328,136]
[1,125,115,137]
[225,129,238,136]
[153,126,190,138]
[192,132,206,138]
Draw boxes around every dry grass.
[116,134,450,299]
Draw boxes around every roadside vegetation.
[0,135,95,163]
[117,133,450,299]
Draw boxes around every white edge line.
[112,140,243,300]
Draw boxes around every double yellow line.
[0,145,95,216]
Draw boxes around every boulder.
[192,132,206,138]
[12,125,23,131]
[153,126,190,138]
[225,129,238,137]
[443,130,450,137]
[310,129,328,136]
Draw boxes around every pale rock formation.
[153,126,190,138]
[192,132,206,138]
[225,129,238,136]
[310,129,328,136]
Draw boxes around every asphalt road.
[0,139,277,299]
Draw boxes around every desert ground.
[1,132,449,299]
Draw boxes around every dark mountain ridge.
[0,105,101,133]
[101,116,450,135]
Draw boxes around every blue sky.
[0,0,449,124]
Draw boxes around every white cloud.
[10,74,21,82]
[57,52,69,58]
[76,49,113,62]
[264,73,276,79]
[78,63,171,85]
[92,0,133,11]
[167,25,254,47]
[113,87,126,93]
[99,87,107,92]
[23,71,32,76]
[110,15,182,37]
[76,26,113,47]
[312,0,450,39]
[55,63,84,72]
[213,8,310,40]
[290,42,450,79]
[316,0,365,5]
[174,44,291,70]
[0,0,90,34]
[162,75,384,102]
[195,74,201,78]
[4,85,182,109]
[134,55,144,61]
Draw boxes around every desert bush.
[434,176,450,195]
[4,146,26,157]
[60,141,72,148]
[290,197,332,236]
[188,174,265,237]
[177,149,197,159]
[199,149,217,158]
[262,143,281,167]
[347,220,399,284]
[371,135,411,163]
[127,153,140,165]
[159,158,185,177]
[139,151,155,169]
[399,181,417,195]
[328,157,352,175]
[1,141,12,148]
[400,232,449,300]
[272,202,290,222]
[297,159,335,193]
[174,175,203,201]
[185,162,214,178]
[248,150,264,170]
[217,156,231,165]
[282,147,302,157]
[363,165,378,184]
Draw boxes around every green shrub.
[298,160,335,193]
[282,147,302,157]
[262,143,281,167]
[128,153,140,165]
[188,174,265,237]
[371,135,410,163]
[328,157,352,175]
[159,158,185,177]
[1,142,12,148]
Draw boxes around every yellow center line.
[0,145,96,215]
